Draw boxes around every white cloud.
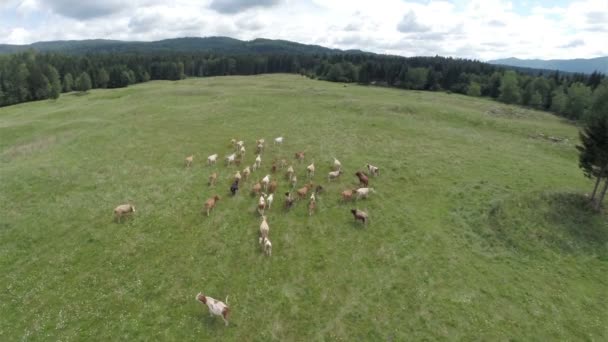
[0,0,606,60]
[6,27,32,44]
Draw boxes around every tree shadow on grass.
[542,192,608,255]
[486,192,608,258]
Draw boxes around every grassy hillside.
[0,75,606,340]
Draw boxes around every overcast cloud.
[0,0,607,60]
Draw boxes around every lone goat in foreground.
[185,155,194,167]
[196,293,230,326]
[350,209,368,225]
[114,204,135,222]
[203,195,220,216]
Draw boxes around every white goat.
[257,195,266,215]
[259,215,269,243]
[261,174,270,191]
[306,162,315,178]
[242,166,251,180]
[196,293,230,326]
[114,204,135,222]
[286,165,294,180]
[333,157,342,171]
[355,187,375,200]
[255,154,262,169]
[367,164,380,176]
[261,237,272,256]
[290,175,297,188]
[225,153,236,165]
[207,154,218,165]
[236,140,244,151]
[328,170,343,181]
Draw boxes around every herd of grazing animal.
[112,135,382,326]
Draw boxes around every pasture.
[1,74,606,340]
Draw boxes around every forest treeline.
[0,50,605,121]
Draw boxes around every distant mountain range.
[0,37,366,56]
[488,57,608,75]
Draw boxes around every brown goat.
[295,151,305,163]
[355,171,369,187]
[268,180,278,194]
[341,189,356,202]
[204,195,220,216]
[251,182,262,196]
[297,182,314,199]
[308,199,316,216]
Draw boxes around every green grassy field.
[1,74,606,340]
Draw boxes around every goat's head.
[196,292,207,303]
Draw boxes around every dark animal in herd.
[284,192,295,209]
[230,179,239,196]
[355,171,369,187]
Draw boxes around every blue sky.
[0,0,606,60]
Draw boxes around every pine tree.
[565,82,591,120]
[529,91,543,108]
[76,72,92,92]
[63,73,73,92]
[498,71,521,104]
[550,87,567,114]
[577,115,608,210]
[97,68,109,88]
[47,66,61,99]
[466,82,481,96]
[587,80,608,122]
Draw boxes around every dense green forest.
[0,48,605,121]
